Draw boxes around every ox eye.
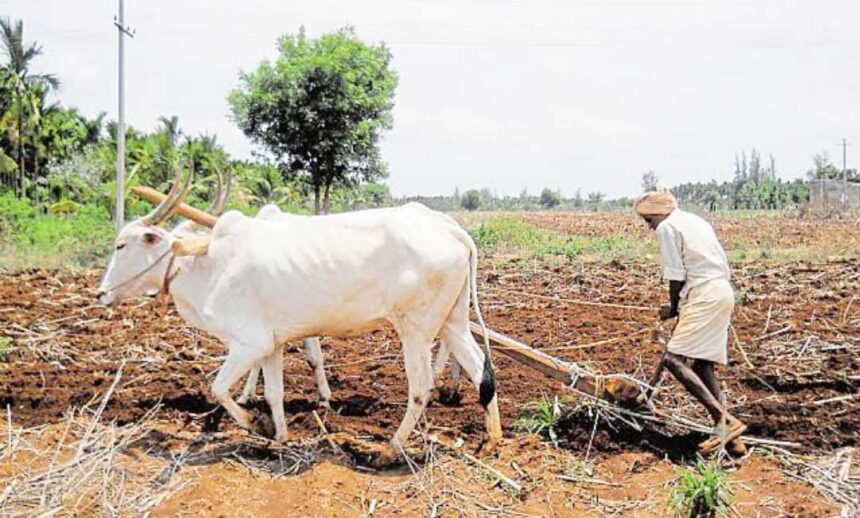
[116,243,126,251]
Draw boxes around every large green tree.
[229,27,397,214]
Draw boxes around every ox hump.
[211,210,249,240]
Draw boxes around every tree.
[572,188,584,209]
[229,27,397,214]
[641,170,659,192]
[587,191,604,204]
[461,189,481,211]
[539,188,561,209]
[0,17,59,197]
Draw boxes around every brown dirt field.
[1,214,857,516]
[516,211,860,253]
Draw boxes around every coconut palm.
[0,17,60,197]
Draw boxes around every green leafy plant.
[514,394,561,444]
[667,461,733,518]
[0,337,12,362]
[563,458,594,480]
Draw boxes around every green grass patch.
[0,193,115,270]
[468,216,654,263]
[667,461,733,517]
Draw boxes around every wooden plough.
[468,322,642,404]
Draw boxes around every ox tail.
[450,224,496,408]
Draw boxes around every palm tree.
[157,115,181,148]
[0,17,60,197]
[83,112,106,145]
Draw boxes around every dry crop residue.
[1,245,856,514]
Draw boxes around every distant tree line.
[400,187,629,212]
[668,148,827,211]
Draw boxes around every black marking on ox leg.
[479,356,496,408]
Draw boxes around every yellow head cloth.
[634,187,678,216]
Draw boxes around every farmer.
[635,187,747,456]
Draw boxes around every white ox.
[97,171,502,458]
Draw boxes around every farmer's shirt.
[655,209,730,297]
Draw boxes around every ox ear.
[141,231,163,246]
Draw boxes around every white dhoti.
[667,277,734,365]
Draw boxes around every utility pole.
[114,0,134,230]
[842,138,848,207]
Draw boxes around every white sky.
[3,0,859,198]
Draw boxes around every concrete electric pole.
[114,0,134,230]
[842,138,848,207]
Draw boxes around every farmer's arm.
[656,225,686,320]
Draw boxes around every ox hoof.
[318,399,332,410]
[251,413,276,440]
[477,437,502,457]
[437,387,462,407]
[369,445,406,470]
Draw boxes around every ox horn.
[207,166,231,216]
[140,163,194,226]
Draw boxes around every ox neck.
[161,255,212,323]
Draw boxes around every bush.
[540,188,561,209]
[461,190,481,211]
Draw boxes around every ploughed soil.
[1,217,857,515]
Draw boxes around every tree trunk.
[322,183,331,215]
[16,94,24,198]
[313,183,321,215]
[33,146,39,207]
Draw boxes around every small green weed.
[514,394,562,444]
[667,461,733,518]
[563,458,594,480]
[0,337,12,362]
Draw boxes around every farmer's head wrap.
[634,187,678,216]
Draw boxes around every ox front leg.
[261,346,288,442]
[211,340,273,436]
[389,340,434,460]
[302,337,332,409]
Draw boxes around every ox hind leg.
[237,364,261,405]
[439,291,503,451]
[302,337,332,408]
[390,337,435,454]
[239,338,331,408]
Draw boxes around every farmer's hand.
[659,305,678,321]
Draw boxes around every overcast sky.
[3,0,859,198]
